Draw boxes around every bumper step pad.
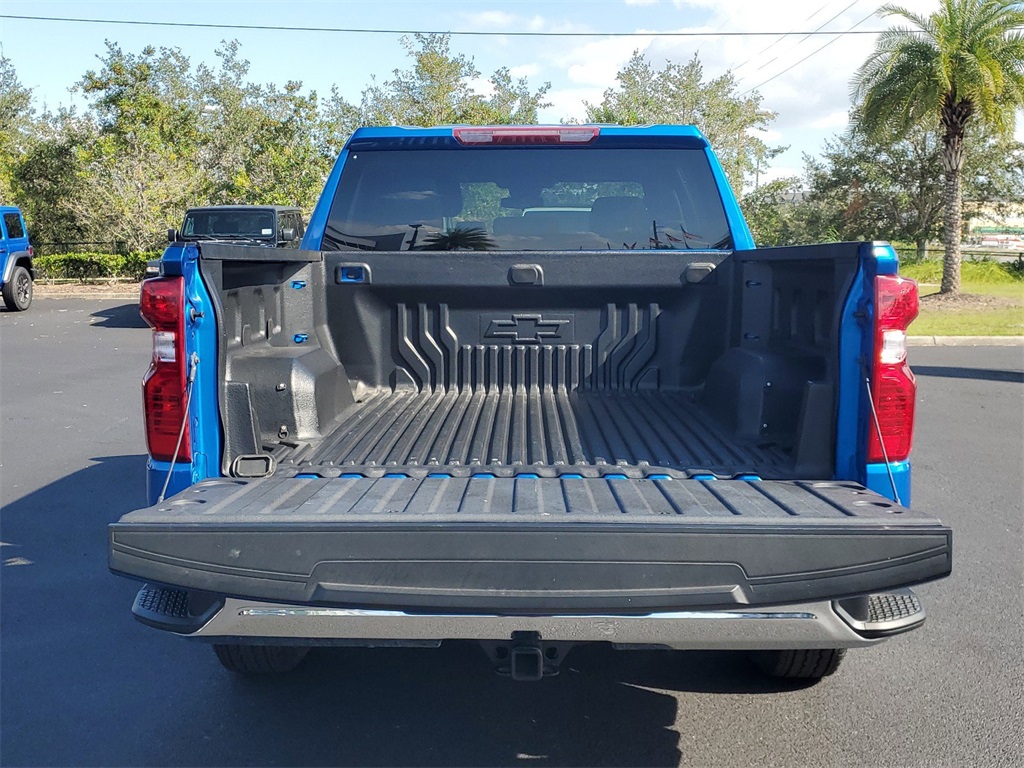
[132,585,223,633]
[834,590,926,637]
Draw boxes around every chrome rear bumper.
[142,591,925,650]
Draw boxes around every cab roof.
[184,205,301,213]
[345,124,710,150]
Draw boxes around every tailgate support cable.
[864,377,902,506]
[157,352,200,504]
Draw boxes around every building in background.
[966,203,1024,250]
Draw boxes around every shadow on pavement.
[1,455,797,768]
[90,302,147,329]
[177,643,686,767]
[913,365,1023,384]
[0,454,147,573]
[0,455,150,766]
[122,643,802,767]
[609,647,816,695]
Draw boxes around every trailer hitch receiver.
[479,631,574,681]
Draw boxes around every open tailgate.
[109,476,951,613]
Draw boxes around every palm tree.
[853,0,1024,295]
[421,226,497,251]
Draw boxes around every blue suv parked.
[0,206,34,311]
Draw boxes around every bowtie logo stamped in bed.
[485,314,571,344]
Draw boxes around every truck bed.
[270,388,789,477]
[205,246,862,482]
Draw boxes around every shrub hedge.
[33,252,158,282]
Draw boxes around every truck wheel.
[213,644,309,674]
[754,649,846,680]
[2,266,32,311]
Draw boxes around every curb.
[36,292,140,300]
[908,335,1024,347]
[35,284,141,300]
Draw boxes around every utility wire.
[0,13,892,37]
[732,0,837,72]
[739,0,866,77]
[740,9,878,96]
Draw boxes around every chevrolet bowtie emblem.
[485,314,569,343]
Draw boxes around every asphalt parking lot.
[1,298,1022,768]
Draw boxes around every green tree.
[242,80,330,211]
[195,41,336,212]
[319,86,362,159]
[78,42,206,250]
[853,0,1024,295]
[0,55,34,204]
[803,126,946,256]
[800,123,1023,258]
[12,110,100,247]
[193,40,256,204]
[585,52,781,195]
[739,177,808,246]
[360,34,550,127]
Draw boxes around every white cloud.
[752,128,783,143]
[540,87,607,123]
[466,0,944,170]
[527,15,546,32]
[758,165,804,185]
[458,11,593,35]
[510,64,542,79]
[468,76,496,98]
[545,20,598,34]
[550,35,657,86]
[810,110,851,130]
[648,1,942,171]
[462,11,519,29]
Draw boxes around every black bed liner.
[270,389,789,477]
[109,476,952,613]
[205,245,865,482]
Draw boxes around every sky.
[3,0,1017,184]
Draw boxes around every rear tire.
[754,648,846,680]
[2,265,32,311]
[213,644,309,674]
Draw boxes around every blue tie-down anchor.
[293,333,308,344]
[338,265,366,283]
[290,280,306,290]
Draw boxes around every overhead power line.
[733,0,855,73]
[0,13,892,37]
[739,0,866,77]
[740,9,878,96]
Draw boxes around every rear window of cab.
[324,148,731,252]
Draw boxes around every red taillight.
[867,275,919,463]
[453,126,600,145]
[140,277,190,462]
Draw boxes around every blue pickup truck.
[0,205,34,311]
[109,125,951,682]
